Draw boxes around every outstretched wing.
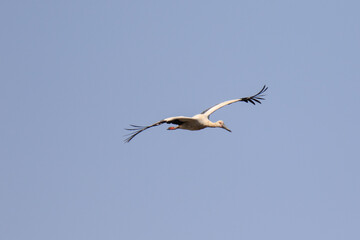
[124,120,166,143]
[124,116,195,143]
[201,85,268,118]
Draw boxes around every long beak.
[222,124,232,132]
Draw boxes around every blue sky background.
[1,1,360,239]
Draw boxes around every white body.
[165,114,210,131]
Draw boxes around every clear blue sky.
[1,1,360,239]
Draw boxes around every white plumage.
[125,85,268,142]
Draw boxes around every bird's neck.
[207,120,219,128]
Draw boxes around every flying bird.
[125,85,268,142]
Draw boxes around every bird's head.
[216,120,232,132]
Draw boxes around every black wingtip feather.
[130,124,144,128]
[241,85,268,105]
[124,120,167,143]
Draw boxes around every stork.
[125,85,268,142]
